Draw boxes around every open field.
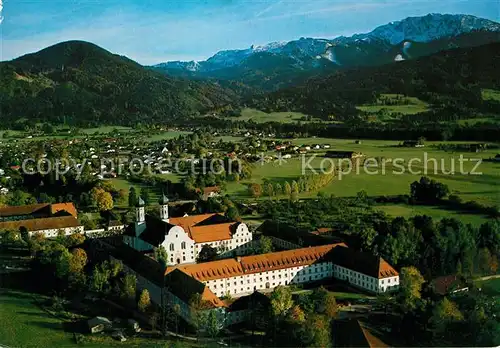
[235,108,322,123]
[0,290,189,348]
[224,138,500,210]
[0,290,173,348]
[457,116,500,125]
[0,127,191,142]
[481,88,500,102]
[475,277,500,303]
[376,204,491,226]
[79,126,134,134]
[0,291,74,348]
[141,130,192,142]
[357,94,430,117]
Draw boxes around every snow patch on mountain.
[394,54,405,61]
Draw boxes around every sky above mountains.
[1,0,499,64]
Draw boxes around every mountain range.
[0,13,499,127]
[153,14,500,90]
[0,41,237,127]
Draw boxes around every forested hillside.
[249,42,500,120]
[0,41,236,127]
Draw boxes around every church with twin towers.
[123,195,253,265]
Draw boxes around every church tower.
[136,196,145,224]
[159,194,169,222]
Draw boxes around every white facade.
[161,225,196,265]
[194,223,253,258]
[191,260,399,298]
[29,225,84,238]
[203,261,334,298]
[126,203,253,266]
[333,264,399,293]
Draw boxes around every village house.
[123,195,253,265]
[0,202,84,237]
[324,150,364,159]
[196,186,221,200]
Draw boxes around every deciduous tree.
[138,289,151,312]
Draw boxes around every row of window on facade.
[214,273,329,296]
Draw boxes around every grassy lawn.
[0,290,185,348]
[142,130,192,142]
[0,290,74,348]
[224,138,500,208]
[234,108,321,123]
[457,116,500,125]
[376,204,491,226]
[79,126,134,135]
[357,94,429,117]
[481,88,500,102]
[475,278,500,304]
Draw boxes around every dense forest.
[0,41,237,127]
[1,40,500,134]
[249,42,500,120]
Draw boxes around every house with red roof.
[123,195,253,266]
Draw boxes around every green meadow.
[356,94,430,117]
[235,108,322,123]
[0,290,183,348]
[224,138,500,217]
[481,88,500,102]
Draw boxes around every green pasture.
[481,89,500,102]
[235,108,321,123]
[224,138,500,207]
[0,290,180,348]
[376,204,491,226]
[357,94,429,117]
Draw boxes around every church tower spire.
[136,196,145,223]
[159,194,169,222]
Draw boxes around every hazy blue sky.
[1,0,499,64]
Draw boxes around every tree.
[154,246,169,268]
[430,297,464,338]
[275,183,283,195]
[65,233,85,247]
[120,274,137,301]
[69,248,88,274]
[399,266,425,312]
[266,183,274,197]
[410,177,449,203]
[287,305,305,324]
[249,183,262,198]
[225,205,240,221]
[311,286,338,319]
[300,314,331,347]
[259,236,274,254]
[270,286,293,319]
[97,191,114,211]
[197,244,218,262]
[141,189,151,206]
[128,187,137,207]
[284,182,292,197]
[138,289,151,312]
[206,310,222,339]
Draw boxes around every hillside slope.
[249,42,500,119]
[0,41,236,126]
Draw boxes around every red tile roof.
[188,223,234,243]
[51,203,78,218]
[332,247,398,279]
[167,243,346,282]
[168,213,237,243]
[0,202,78,219]
[0,215,81,232]
[0,203,49,218]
